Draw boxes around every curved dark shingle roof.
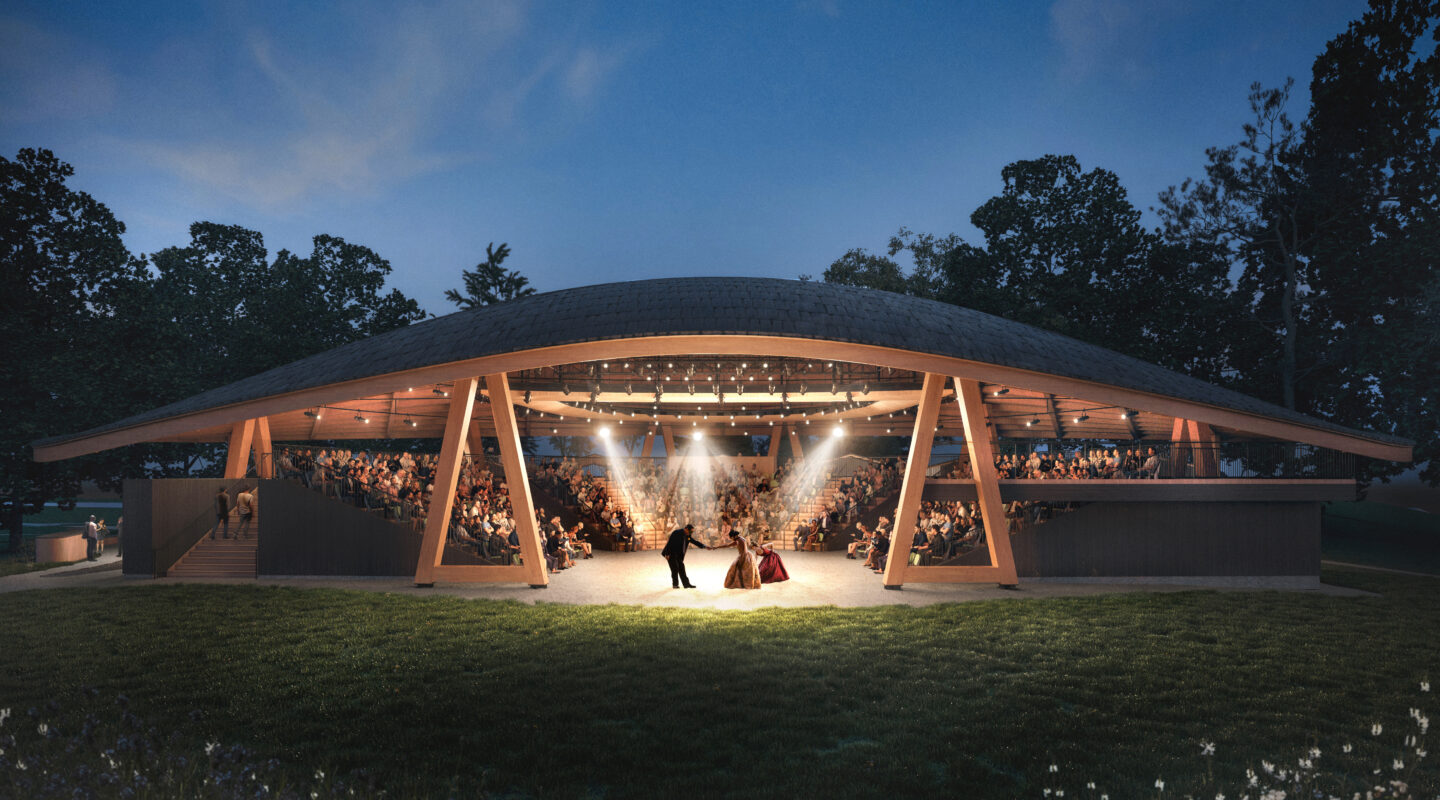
[37,276,1409,450]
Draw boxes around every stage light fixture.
[562,384,571,396]
[1074,414,1089,423]
[993,388,1010,396]
[693,429,704,440]
[687,383,695,395]
[552,428,558,434]
[799,383,808,395]
[354,414,369,424]
[862,383,870,395]
[625,383,633,395]
[599,426,611,438]
[831,382,838,394]
[303,410,319,418]
[602,362,608,369]
[831,426,844,438]
[432,388,448,397]
[1119,411,1130,419]
[523,390,531,404]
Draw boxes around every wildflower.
[1372,723,1384,736]
[1342,743,1353,754]
[1308,746,1320,759]
[37,722,47,736]
[1044,790,1051,797]
[1215,794,1225,800]
[1262,760,1276,774]
[1393,758,1405,770]
[1155,777,1165,791]
[1100,795,1108,800]
[1422,681,1430,692]
[1086,782,1095,789]
[205,741,218,756]
[0,708,9,725]
[1416,748,1427,759]
[16,759,25,771]
[1246,768,1258,787]
[1056,792,1064,797]
[1298,758,1312,769]
[1050,763,1059,773]
[315,769,326,780]
[1200,741,1216,756]
[311,794,319,800]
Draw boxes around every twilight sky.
[2,0,1368,314]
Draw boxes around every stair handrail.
[155,478,254,577]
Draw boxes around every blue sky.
[2,0,1368,314]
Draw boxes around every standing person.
[214,487,230,539]
[84,515,99,561]
[660,523,709,589]
[235,486,255,539]
[723,530,762,589]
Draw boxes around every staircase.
[167,512,257,578]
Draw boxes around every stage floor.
[3,549,1368,606]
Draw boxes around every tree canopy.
[445,242,536,309]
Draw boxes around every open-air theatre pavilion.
[35,277,1412,590]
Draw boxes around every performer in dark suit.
[661,523,709,588]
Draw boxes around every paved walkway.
[1,549,1371,605]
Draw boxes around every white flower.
[263,785,269,794]
[1246,768,1258,786]
[1215,794,1225,800]
[1416,748,1427,759]
[1050,763,1059,773]
[1342,743,1353,754]
[1406,734,1416,747]
[1086,782,1095,789]
[36,723,47,736]
[1044,790,1052,797]
[1298,758,1312,769]
[1421,681,1430,692]
[1393,758,1404,770]
[1418,715,1430,734]
[1155,777,1165,790]
[1200,741,1216,756]
[1372,723,1384,736]
[205,741,218,755]
[1262,760,1276,774]
[1308,747,1321,759]
[1056,792,1064,797]
[1100,795,1108,800]
[315,769,326,780]
[16,759,26,771]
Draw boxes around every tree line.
[815,0,1438,487]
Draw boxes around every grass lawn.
[1323,500,1440,574]
[1,569,1437,798]
[0,541,79,577]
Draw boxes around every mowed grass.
[1323,500,1440,574]
[1,570,1437,798]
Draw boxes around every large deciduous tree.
[1161,0,1438,482]
[0,149,144,551]
[824,156,1234,380]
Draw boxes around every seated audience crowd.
[940,446,1170,481]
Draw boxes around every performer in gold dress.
[722,530,762,589]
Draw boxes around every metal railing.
[929,441,1355,480]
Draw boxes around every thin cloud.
[1048,0,1184,82]
[0,16,117,122]
[118,0,629,210]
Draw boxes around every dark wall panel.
[121,480,153,577]
[257,480,422,576]
[1009,502,1320,577]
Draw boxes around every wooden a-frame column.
[414,377,478,586]
[641,430,655,458]
[886,377,1021,586]
[483,372,548,587]
[881,372,944,588]
[223,419,256,479]
[955,377,1019,585]
[788,427,804,459]
[254,417,274,479]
